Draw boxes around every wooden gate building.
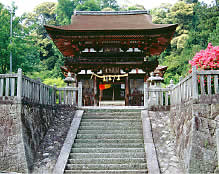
[45,11,177,106]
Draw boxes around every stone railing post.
[168,79,175,105]
[53,84,57,105]
[192,66,198,100]
[73,89,77,105]
[144,82,148,108]
[17,68,22,103]
[78,82,82,107]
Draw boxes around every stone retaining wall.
[0,98,76,173]
[0,99,28,173]
[21,101,56,171]
[170,95,219,174]
[32,105,76,174]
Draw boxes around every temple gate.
[45,10,177,106]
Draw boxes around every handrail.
[0,69,82,107]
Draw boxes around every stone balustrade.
[0,69,82,106]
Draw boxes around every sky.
[0,0,215,16]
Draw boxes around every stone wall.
[32,105,76,174]
[149,111,184,174]
[0,97,76,173]
[170,95,219,174]
[0,98,28,173]
[21,101,56,171]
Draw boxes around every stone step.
[79,122,142,127]
[68,158,146,164]
[69,152,145,159]
[65,163,147,170]
[82,115,140,119]
[76,134,143,139]
[71,148,144,153]
[84,110,141,114]
[77,129,142,134]
[64,170,148,174]
[63,110,146,174]
[81,119,141,123]
[83,112,141,115]
[78,126,142,130]
[75,139,143,144]
[73,143,144,148]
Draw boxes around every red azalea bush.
[189,43,219,70]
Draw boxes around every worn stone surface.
[31,106,76,174]
[142,110,160,174]
[149,111,184,174]
[0,101,28,173]
[0,97,76,173]
[21,103,56,171]
[170,97,219,174]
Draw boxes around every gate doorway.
[101,82,125,101]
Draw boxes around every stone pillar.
[17,68,22,103]
[78,82,82,107]
[192,66,198,100]
[147,73,164,107]
[144,82,148,108]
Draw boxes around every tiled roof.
[45,11,177,31]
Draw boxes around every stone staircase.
[64,110,148,174]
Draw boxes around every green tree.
[0,3,40,73]
[208,18,219,45]
[100,0,119,10]
[153,1,218,83]
[56,0,75,25]
[0,3,11,73]
[127,4,145,10]
[24,2,64,78]
[76,0,101,11]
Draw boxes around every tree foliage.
[151,1,219,83]
[56,0,75,25]
[0,3,40,74]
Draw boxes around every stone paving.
[149,111,185,174]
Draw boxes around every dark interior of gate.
[44,11,177,106]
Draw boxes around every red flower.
[189,43,219,71]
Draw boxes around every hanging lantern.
[117,76,120,81]
[103,76,106,82]
[109,76,112,81]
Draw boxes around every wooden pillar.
[99,90,103,106]
[125,76,129,106]
[93,75,97,106]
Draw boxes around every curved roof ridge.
[74,10,149,15]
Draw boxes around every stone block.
[192,104,211,119]
[211,104,219,120]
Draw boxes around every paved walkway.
[149,111,185,174]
